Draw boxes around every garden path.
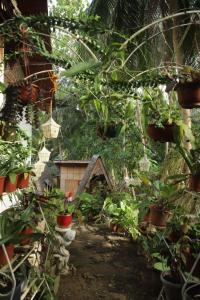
[57,224,161,300]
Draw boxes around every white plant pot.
[41,117,60,139]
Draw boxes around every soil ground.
[57,224,161,300]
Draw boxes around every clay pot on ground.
[20,227,33,246]
[0,244,14,266]
[57,214,72,228]
[0,176,6,195]
[160,271,183,300]
[5,175,18,193]
[188,175,200,192]
[18,83,39,104]
[149,204,171,227]
[17,173,30,189]
[147,124,175,143]
[176,82,200,109]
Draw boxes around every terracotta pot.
[147,124,175,143]
[176,82,200,108]
[149,204,170,227]
[0,176,6,195]
[0,244,14,266]
[57,214,72,228]
[18,83,39,104]
[188,175,200,192]
[5,175,18,193]
[17,173,30,189]
[20,227,33,246]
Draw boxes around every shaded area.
[57,224,161,300]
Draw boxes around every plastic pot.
[0,176,6,195]
[0,244,14,266]
[147,124,175,143]
[0,272,13,299]
[17,173,30,189]
[176,82,200,109]
[189,175,200,192]
[149,205,170,227]
[20,227,33,246]
[183,283,200,300]
[161,271,183,300]
[57,214,72,228]
[5,175,18,193]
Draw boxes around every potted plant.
[175,67,200,109]
[176,146,200,192]
[153,237,184,300]
[57,203,75,228]
[147,181,180,227]
[103,192,139,238]
[18,82,40,104]
[17,165,33,189]
[183,282,200,300]
[142,87,181,143]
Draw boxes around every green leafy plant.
[103,192,139,238]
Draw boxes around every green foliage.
[103,192,139,238]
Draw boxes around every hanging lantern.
[139,156,151,172]
[41,117,60,139]
[33,161,46,178]
[38,146,51,162]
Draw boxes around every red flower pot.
[18,83,39,104]
[57,214,72,228]
[20,227,33,245]
[0,176,6,195]
[5,175,18,193]
[0,244,14,266]
[17,173,30,189]
[147,124,175,143]
[188,175,200,192]
[149,205,171,227]
[176,82,200,108]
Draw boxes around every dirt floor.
[57,224,161,300]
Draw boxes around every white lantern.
[33,161,46,178]
[41,117,60,139]
[139,156,151,172]
[38,146,51,162]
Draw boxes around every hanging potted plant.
[176,146,200,192]
[18,82,40,104]
[175,68,200,109]
[143,88,181,143]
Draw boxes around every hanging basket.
[176,81,200,108]
[33,161,45,178]
[38,146,51,162]
[41,117,60,139]
[18,83,39,104]
[147,123,175,143]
